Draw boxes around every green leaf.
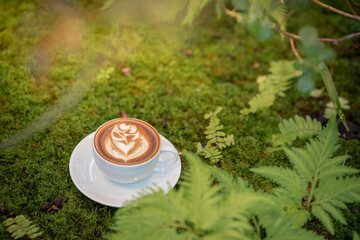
[319,62,349,130]
[354,232,360,240]
[296,71,314,94]
[299,26,318,48]
[232,0,250,11]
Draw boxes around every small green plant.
[3,215,43,240]
[272,115,322,147]
[95,66,115,85]
[196,107,234,164]
[252,117,360,234]
[240,60,301,115]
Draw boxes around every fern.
[241,60,301,115]
[107,151,330,239]
[252,117,360,235]
[3,215,43,240]
[107,152,265,239]
[197,107,234,164]
[272,115,322,146]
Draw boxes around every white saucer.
[69,132,182,208]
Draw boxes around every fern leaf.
[241,60,301,115]
[268,2,287,31]
[262,211,325,240]
[282,147,315,182]
[318,165,359,179]
[312,205,334,235]
[251,166,307,199]
[315,177,360,205]
[181,152,223,229]
[4,215,43,240]
[241,89,276,115]
[321,202,347,225]
[273,115,322,146]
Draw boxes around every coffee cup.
[92,118,178,183]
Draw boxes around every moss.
[0,0,359,239]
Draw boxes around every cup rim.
[92,118,162,167]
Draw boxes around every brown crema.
[94,118,161,165]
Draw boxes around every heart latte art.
[94,119,161,165]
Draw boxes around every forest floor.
[0,1,359,239]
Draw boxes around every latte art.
[105,123,149,161]
[94,118,161,165]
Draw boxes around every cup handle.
[156,145,178,167]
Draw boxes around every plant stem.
[318,32,360,45]
[344,0,359,16]
[252,216,261,239]
[312,0,360,21]
[289,37,303,62]
[280,10,295,27]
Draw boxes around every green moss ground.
[0,1,359,239]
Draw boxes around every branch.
[312,0,360,21]
[350,0,360,7]
[280,10,295,27]
[277,28,360,45]
[344,0,358,16]
[318,32,360,45]
[219,0,242,22]
[289,37,303,62]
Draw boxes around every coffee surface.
[94,119,160,165]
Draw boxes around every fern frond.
[241,60,301,115]
[282,147,315,182]
[254,117,360,235]
[3,215,43,240]
[315,177,360,205]
[181,152,223,229]
[272,115,322,146]
[240,89,276,115]
[320,202,347,225]
[312,205,335,235]
[251,166,307,199]
[261,211,325,240]
[197,107,234,163]
[268,2,287,31]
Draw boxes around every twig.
[312,0,360,21]
[280,10,295,27]
[350,0,360,7]
[319,32,360,45]
[219,0,242,22]
[289,37,303,62]
[278,28,360,45]
[344,0,358,16]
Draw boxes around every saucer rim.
[69,132,181,208]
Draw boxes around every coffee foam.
[94,119,160,165]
